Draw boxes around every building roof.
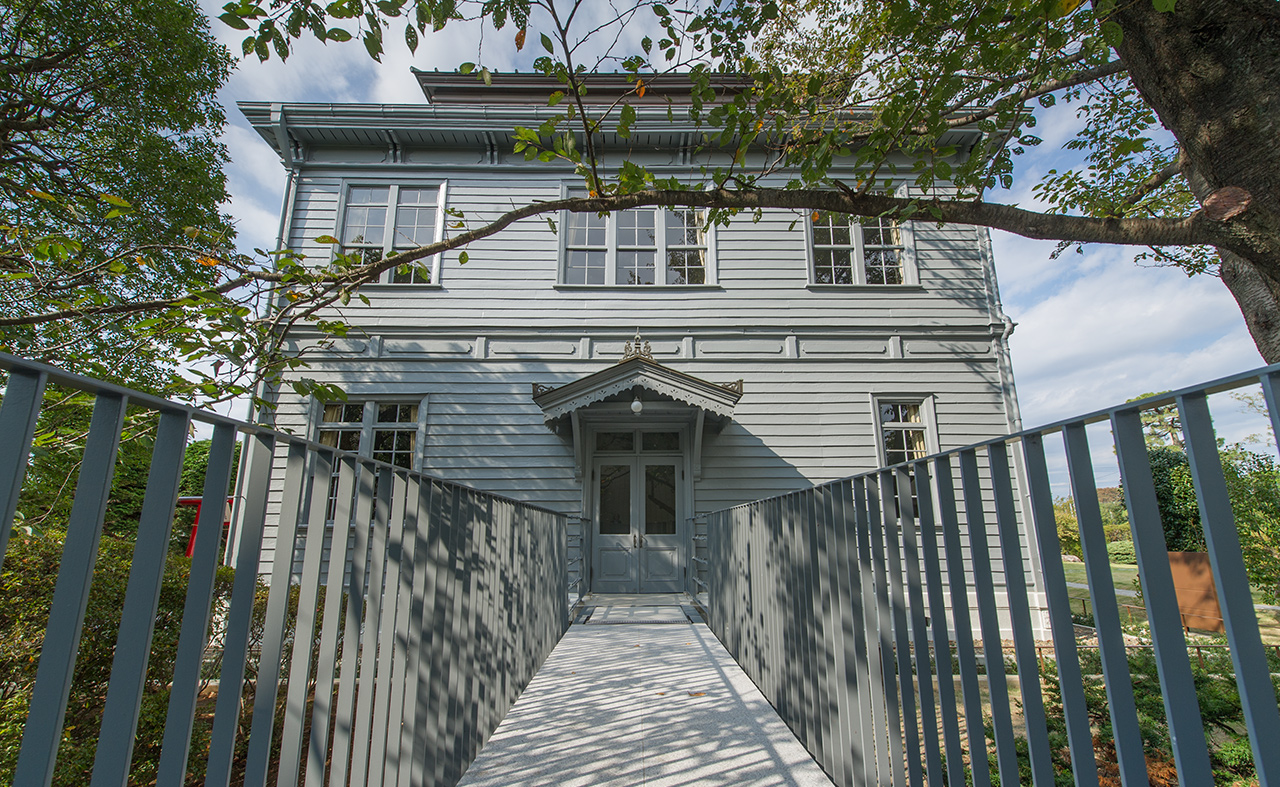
[413,70,754,105]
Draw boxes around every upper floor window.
[562,206,713,286]
[340,184,445,285]
[809,211,913,286]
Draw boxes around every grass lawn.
[1057,560,1280,645]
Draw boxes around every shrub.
[0,531,238,784]
[1107,540,1137,564]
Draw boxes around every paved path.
[457,600,833,787]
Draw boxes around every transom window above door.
[562,206,714,287]
[595,430,682,452]
[339,183,447,285]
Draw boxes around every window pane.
[378,403,418,423]
[596,432,635,451]
[348,187,389,205]
[566,250,606,285]
[667,250,705,285]
[865,249,903,285]
[861,215,901,247]
[394,205,436,248]
[667,209,704,247]
[617,251,655,285]
[342,205,386,246]
[599,464,631,535]
[644,465,677,535]
[567,211,607,247]
[642,432,680,451]
[617,208,656,247]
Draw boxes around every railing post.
[0,368,47,568]
[1177,391,1280,785]
[1112,407,1214,785]
[15,391,126,787]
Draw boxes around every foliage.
[1030,646,1280,786]
[1053,495,1082,558]
[1146,446,1206,552]
[1220,444,1280,603]
[1106,539,1136,564]
[0,530,327,784]
[0,531,235,784]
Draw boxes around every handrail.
[702,361,1280,787]
[0,353,572,787]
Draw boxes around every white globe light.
[631,396,643,415]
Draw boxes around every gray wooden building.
[240,73,1033,612]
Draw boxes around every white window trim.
[333,181,449,287]
[805,211,918,288]
[869,394,939,468]
[556,182,719,288]
[312,395,430,473]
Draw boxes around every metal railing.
[706,364,1280,787]
[0,353,569,787]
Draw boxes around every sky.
[202,3,1266,445]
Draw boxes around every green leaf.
[363,30,383,60]
[219,12,251,29]
[546,216,557,235]
[99,193,132,208]
[316,234,341,244]
[1101,20,1123,46]
[1152,0,1175,11]
[458,250,469,264]
[459,61,475,74]
[480,66,492,86]
[327,27,352,41]
[540,32,554,53]
[405,24,418,53]
[548,90,564,106]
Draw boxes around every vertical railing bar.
[349,466,395,787]
[1062,422,1150,787]
[476,495,498,747]
[444,486,472,784]
[329,458,378,787]
[798,493,817,751]
[204,431,277,786]
[867,474,905,787]
[831,482,860,787]
[0,368,47,568]
[957,448,1019,787]
[428,483,459,787]
[382,474,420,787]
[89,408,190,787]
[14,391,126,787]
[880,470,920,787]
[156,422,237,786]
[305,454,360,787]
[817,485,847,786]
[806,491,830,768]
[410,480,448,787]
[988,441,1056,787]
[1177,391,1280,785]
[276,448,335,787]
[896,466,940,787]
[853,477,884,786]
[912,460,964,787]
[455,490,481,774]
[241,441,309,787]
[367,471,410,787]
[1020,434,1101,787]
[933,456,993,787]
[1112,407,1216,785]
[780,494,798,735]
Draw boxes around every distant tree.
[1220,444,1280,603]
[1146,445,1204,552]
[1053,496,1082,558]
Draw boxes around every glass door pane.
[644,464,677,535]
[599,464,631,534]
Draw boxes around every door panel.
[639,462,681,592]
[593,463,636,592]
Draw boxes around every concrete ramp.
[457,606,834,787]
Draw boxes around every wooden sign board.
[1167,551,1224,633]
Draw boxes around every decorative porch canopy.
[531,343,743,480]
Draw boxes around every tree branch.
[940,59,1127,130]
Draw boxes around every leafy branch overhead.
[6,0,1280,412]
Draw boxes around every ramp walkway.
[457,594,833,787]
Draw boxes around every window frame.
[313,396,430,473]
[805,210,918,288]
[333,181,449,287]
[556,184,718,288]
[870,394,939,468]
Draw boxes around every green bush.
[0,531,240,785]
[1107,539,1137,564]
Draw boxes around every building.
[239,72,1029,600]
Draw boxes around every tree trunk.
[1108,0,1280,362]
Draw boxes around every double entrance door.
[592,455,682,593]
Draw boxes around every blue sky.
[203,4,1265,440]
